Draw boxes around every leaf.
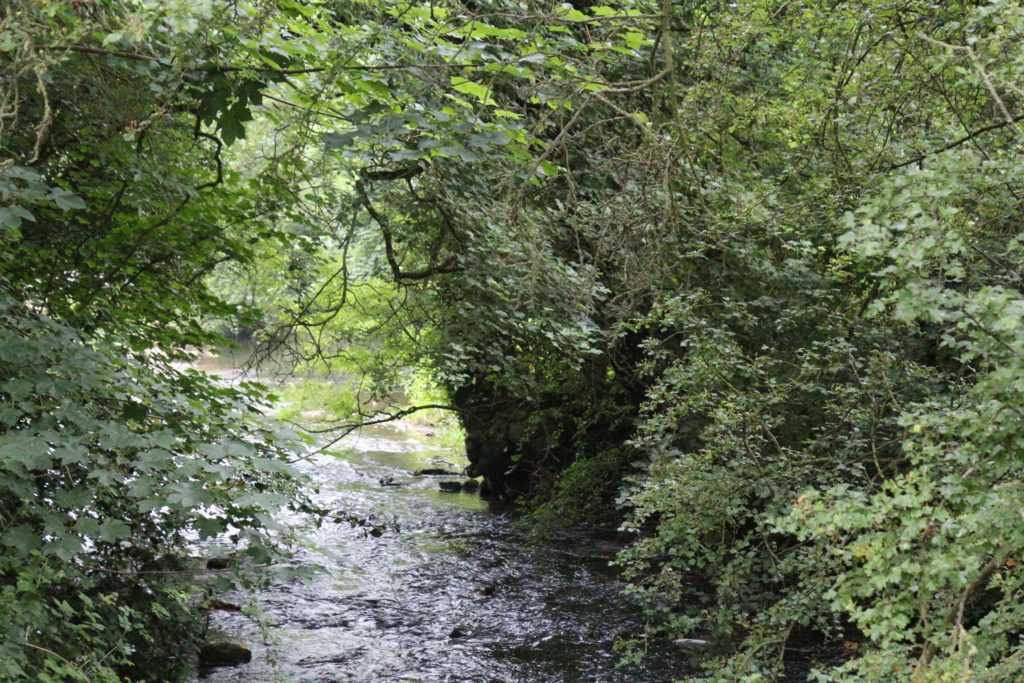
[1,525,39,552]
[0,433,51,471]
[537,160,562,177]
[46,535,83,561]
[388,148,423,162]
[557,7,588,21]
[623,31,645,49]
[0,206,34,231]
[219,103,251,145]
[324,130,360,149]
[195,516,226,539]
[450,78,493,105]
[471,129,511,147]
[48,187,86,211]
[98,520,132,543]
[437,146,481,162]
[518,52,547,64]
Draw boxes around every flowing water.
[194,417,691,683]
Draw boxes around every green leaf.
[48,187,86,211]
[98,520,132,543]
[0,206,34,231]
[450,78,493,105]
[1,525,39,552]
[324,130,360,149]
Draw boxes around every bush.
[0,294,306,681]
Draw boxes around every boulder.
[461,479,480,493]
[438,481,463,493]
[415,468,453,476]
[199,641,252,668]
[205,556,235,571]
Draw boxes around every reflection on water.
[194,364,689,682]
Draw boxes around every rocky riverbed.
[194,422,689,682]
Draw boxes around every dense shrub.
[0,295,306,681]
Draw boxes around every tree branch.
[192,118,223,191]
[884,113,1024,172]
[354,167,461,283]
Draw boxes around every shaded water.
[194,359,689,682]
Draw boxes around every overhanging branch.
[883,113,1024,172]
[355,167,461,283]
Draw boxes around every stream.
[194,366,689,682]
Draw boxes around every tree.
[1,2,314,679]
[8,0,1024,680]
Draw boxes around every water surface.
[195,363,687,681]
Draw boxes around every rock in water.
[415,468,453,476]
[205,556,234,570]
[203,599,242,612]
[461,479,480,492]
[438,481,463,493]
[199,641,252,668]
[673,638,709,648]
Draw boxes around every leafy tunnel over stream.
[5,1,1024,681]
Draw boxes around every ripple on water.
[196,425,688,683]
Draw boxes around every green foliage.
[0,1,314,680]
[602,1,1024,679]
[0,294,307,681]
[780,105,1024,682]
[298,0,1024,679]
[402,369,466,451]
[8,0,1024,680]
